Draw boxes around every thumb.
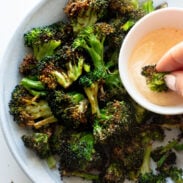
[165,71,183,96]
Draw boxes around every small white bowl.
[119,7,183,115]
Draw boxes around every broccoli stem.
[140,144,152,175]
[62,171,99,181]
[84,82,100,116]
[21,77,45,90]
[21,77,46,96]
[34,116,58,129]
[46,155,57,169]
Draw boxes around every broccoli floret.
[19,54,38,76]
[100,162,125,183]
[22,132,56,168]
[106,0,155,51]
[93,100,134,144]
[79,70,104,116]
[141,64,169,92]
[73,23,114,116]
[137,172,166,183]
[73,23,114,70]
[151,140,177,171]
[38,46,85,89]
[64,0,109,33]
[9,85,57,129]
[46,89,90,129]
[167,167,183,183]
[24,21,72,61]
[22,132,51,158]
[59,132,103,180]
[130,100,149,124]
[98,70,127,105]
[136,143,167,183]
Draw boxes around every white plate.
[0,0,183,182]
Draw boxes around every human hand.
[156,42,183,96]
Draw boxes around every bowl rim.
[0,0,51,182]
[118,7,183,115]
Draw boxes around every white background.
[0,1,42,182]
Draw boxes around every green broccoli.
[59,132,103,181]
[93,100,135,144]
[24,21,72,61]
[167,167,183,183]
[64,0,109,33]
[20,77,46,97]
[151,140,177,171]
[141,64,169,92]
[38,46,85,89]
[136,143,166,183]
[100,162,125,183]
[73,23,114,116]
[22,132,51,158]
[46,89,90,129]
[22,132,56,168]
[9,85,57,129]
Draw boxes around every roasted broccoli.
[22,132,51,158]
[73,23,114,116]
[141,64,169,92]
[167,166,183,183]
[9,1,183,183]
[64,0,109,33]
[24,21,72,61]
[59,132,103,181]
[46,89,90,129]
[22,132,56,168]
[38,46,85,89]
[93,100,134,144]
[98,70,127,105]
[9,85,57,129]
[19,54,38,76]
[99,162,125,183]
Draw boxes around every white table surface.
[0,1,42,182]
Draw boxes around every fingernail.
[164,74,176,91]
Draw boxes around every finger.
[165,71,183,96]
[156,42,183,72]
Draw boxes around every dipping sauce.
[128,28,183,106]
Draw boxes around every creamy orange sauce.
[128,28,183,106]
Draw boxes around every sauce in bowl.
[128,27,183,106]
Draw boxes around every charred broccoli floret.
[46,89,90,129]
[99,162,125,183]
[9,85,57,129]
[22,132,51,158]
[19,54,38,76]
[24,21,72,61]
[22,132,56,168]
[59,132,103,181]
[141,64,169,92]
[64,0,109,33]
[38,46,85,89]
[93,100,134,144]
